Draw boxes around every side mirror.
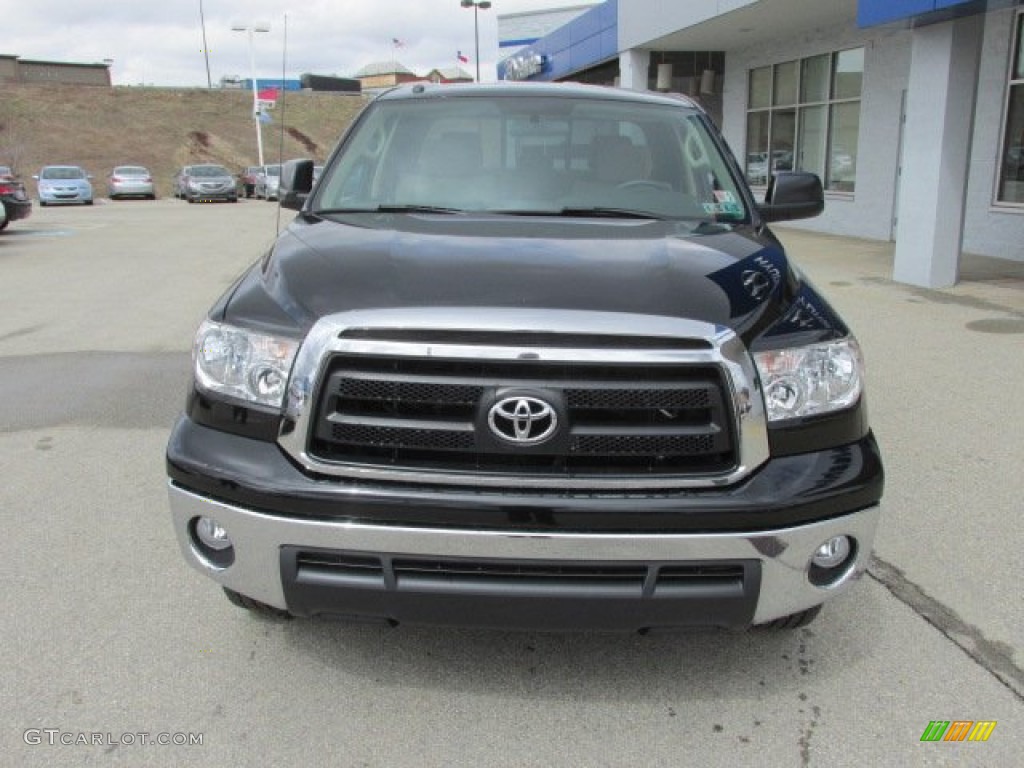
[757,171,824,222]
[280,158,315,211]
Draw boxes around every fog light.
[808,536,856,587]
[190,516,235,569]
[195,516,232,551]
[812,536,851,569]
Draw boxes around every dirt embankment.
[0,84,367,196]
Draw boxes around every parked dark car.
[168,82,882,632]
[0,172,33,231]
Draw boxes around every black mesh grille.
[329,423,476,452]
[339,378,484,406]
[570,433,715,456]
[566,387,711,410]
[309,350,736,480]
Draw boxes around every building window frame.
[745,47,864,195]
[994,7,1024,209]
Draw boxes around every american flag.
[457,51,469,64]
[392,37,405,48]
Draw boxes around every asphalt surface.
[0,199,1020,766]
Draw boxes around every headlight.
[753,338,863,422]
[193,320,299,409]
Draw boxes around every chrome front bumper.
[168,482,881,627]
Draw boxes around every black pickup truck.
[166,82,883,631]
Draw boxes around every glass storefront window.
[999,84,1024,204]
[746,112,770,185]
[801,55,830,103]
[797,105,827,179]
[833,48,864,100]
[828,102,860,193]
[997,13,1024,204]
[749,67,772,110]
[773,60,798,106]
[746,48,863,192]
[1016,13,1024,80]
[771,109,796,173]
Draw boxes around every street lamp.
[460,0,491,83]
[232,22,271,166]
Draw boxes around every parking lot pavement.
[774,227,1024,689]
[0,203,1020,766]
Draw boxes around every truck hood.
[247,213,808,342]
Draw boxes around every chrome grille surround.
[277,308,769,490]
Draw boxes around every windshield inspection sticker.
[703,190,742,216]
[703,198,742,217]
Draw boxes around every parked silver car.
[254,164,281,201]
[107,166,156,200]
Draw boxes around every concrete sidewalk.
[775,225,1024,699]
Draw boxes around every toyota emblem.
[487,396,558,445]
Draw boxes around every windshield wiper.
[313,204,464,215]
[493,207,665,220]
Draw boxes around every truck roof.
[375,80,704,112]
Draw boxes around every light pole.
[460,0,491,83]
[199,0,212,89]
[232,22,271,166]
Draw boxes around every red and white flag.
[457,51,469,64]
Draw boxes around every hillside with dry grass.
[0,84,368,196]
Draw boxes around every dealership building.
[497,0,1024,288]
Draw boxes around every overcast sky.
[6,0,574,87]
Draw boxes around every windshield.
[264,165,281,177]
[313,93,747,221]
[191,165,230,178]
[42,167,86,180]
[114,166,148,176]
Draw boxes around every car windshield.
[42,167,86,180]
[114,166,148,176]
[191,165,230,178]
[312,92,747,222]
[264,166,281,177]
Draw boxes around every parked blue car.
[34,165,94,206]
